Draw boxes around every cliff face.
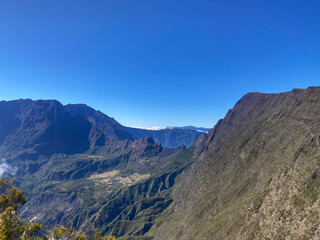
[154,87,320,240]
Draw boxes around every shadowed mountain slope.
[0,99,99,156]
[64,104,135,142]
[153,87,320,240]
[65,103,203,148]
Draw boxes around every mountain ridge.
[153,86,320,240]
[64,103,204,148]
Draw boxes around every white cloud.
[0,159,16,176]
[130,126,170,131]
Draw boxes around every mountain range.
[130,126,210,133]
[1,87,320,239]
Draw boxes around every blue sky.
[0,0,319,128]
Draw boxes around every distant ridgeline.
[2,87,320,239]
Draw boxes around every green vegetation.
[0,177,42,240]
[11,144,195,238]
[0,98,198,239]
[6,88,320,239]
[0,177,115,240]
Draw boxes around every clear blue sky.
[0,0,319,128]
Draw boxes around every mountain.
[131,126,210,133]
[123,127,203,148]
[17,136,191,239]
[0,99,100,157]
[64,104,203,148]
[0,99,196,239]
[171,126,211,132]
[64,104,135,142]
[3,87,320,239]
[151,87,320,240]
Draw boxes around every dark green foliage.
[0,177,43,240]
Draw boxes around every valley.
[2,87,320,239]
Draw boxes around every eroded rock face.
[154,87,320,240]
[20,192,82,229]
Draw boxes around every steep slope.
[64,104,135,141]
[153,87,320,240]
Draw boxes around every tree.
[0,177,115,240]
[50,226,87,240]
[0,176,43,240]
[49,227,115,240]
[94,232,115,240]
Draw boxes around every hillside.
[152,87,320,240]
[0,99,196,239]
